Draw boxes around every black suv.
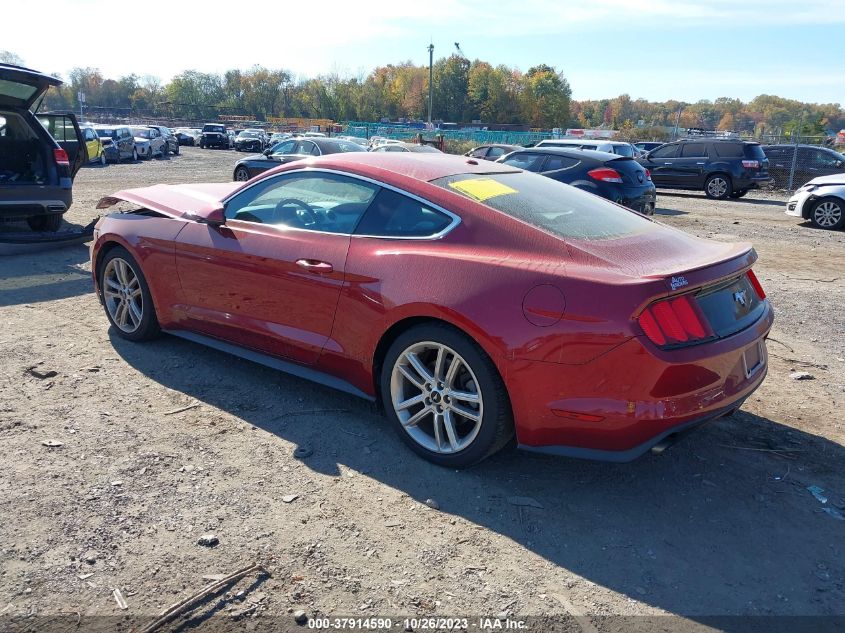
[199,123,230,149]
[0,64,87,231]
[638,139,769,199]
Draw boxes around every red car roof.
[270,152,519,183]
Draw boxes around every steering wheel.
[274,198,318,227]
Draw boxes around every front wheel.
[174,143,180,155]
[234,166,251,181]
[704,174,731,200]
[810,197,845,230]
[380,323,514,468]
[132,147,139,161]
[99,247,160,341]
[99,152,106,166]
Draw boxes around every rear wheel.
[810,197,845,230]
[234,166,251,181]
[99,247,160,341]
[27,214,62,232]
[173,143,180,155]
[729,189,748,199]
[380,323,514,468]
[99,152,106,166]
[704,174,731,200]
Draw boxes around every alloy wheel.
[103,258,144,333]
[707,177,728,198]
[390,341,483,454]
[235,168,250,181]
[813,200,842,228]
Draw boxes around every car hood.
[96,182,242,219]
[805,172,845,187]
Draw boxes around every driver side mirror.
[263,148,273,156]
[187,204,226,227]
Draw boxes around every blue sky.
[4,0,844,103]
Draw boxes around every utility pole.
[673,103,684,140]
[427,43,434,126]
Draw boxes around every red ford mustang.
[91,153,772,467]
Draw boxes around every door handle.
[296,259,333,273]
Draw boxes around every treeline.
[574,94,845,139]
[37,57,572,129]
[3,48,843,134]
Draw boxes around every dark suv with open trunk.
[638,138,769,199]
[0,64,87,231]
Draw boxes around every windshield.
[239,131,259,138]
[131,128,151,138]
[203,125,225,133]
[432,171,655,241]
[96,128,115,138]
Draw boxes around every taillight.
[588,167,623,183]
[644,169,651,180]
[54,148,69,166]
[637,294,712,347]
[746,269,766,300]
[741,159,760,169]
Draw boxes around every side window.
[272,140,296,155]
[712,143,743,158]
[815,150,843,168]
[501,153,545,172]
[543,155,580,171]
[309,143,321,156]
[650,144,679,159]
[680,143,707,157]
[469,147,488,158]
[224,172,378,234]
[486,147,507,158]
[355,188,453,238]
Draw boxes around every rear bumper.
[735,175,771,189]
[0,195,70,220]
[507,302,773,460]
[519,400,742,462]
[603,184,657,213]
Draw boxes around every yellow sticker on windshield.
[448,178,517,201]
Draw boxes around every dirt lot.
[1,148,844,632]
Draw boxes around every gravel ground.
[1,148,843,632]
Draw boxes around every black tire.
[27,213,62,232]
[380,322,514,468]
[729,189,748,199]
[809,196,845,231]
[200,142,205,149]
[234,166,251,182]
[174,143,180,155]
[98,246,160,341]
[132,147,139,161]
[704,173,731,200]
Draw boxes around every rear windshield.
[0,79,38,102]
[432,171,655,241]
[744,144,766,160]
